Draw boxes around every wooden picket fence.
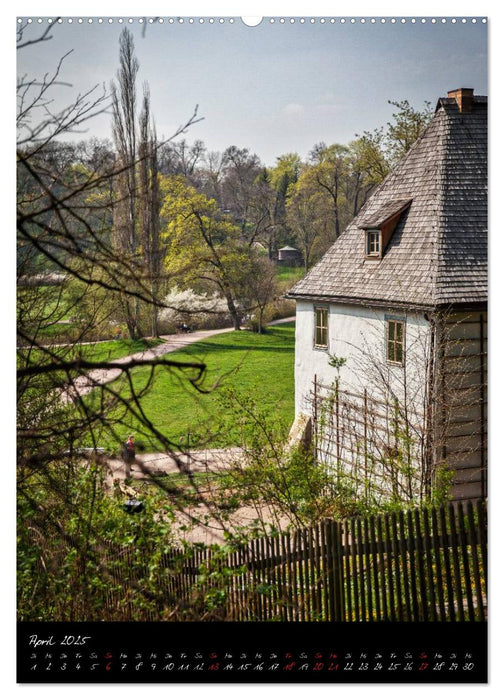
[104,500,487,622]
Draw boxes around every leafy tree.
[264,152,302,256]
[268,152,302,192]
[240,254,279,333]
[161,175,247,330]
[285,165,333,271]
[353,99,433,184]
[221,145,263,237]
[385,99,433,163]
[308,142,351,240]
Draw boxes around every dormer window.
[366,229,381,258]
[360,198,413,261]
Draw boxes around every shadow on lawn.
[176,327,295,356]
[182,342,295,354]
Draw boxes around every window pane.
[387,320,404,363]
[367,231,380,255]
[315,308,328,347]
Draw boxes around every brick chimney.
[447,88,474,113]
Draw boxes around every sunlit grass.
[99,323,295,452]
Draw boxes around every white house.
[287,88,487,504]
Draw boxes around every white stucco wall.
[294,302,487,503]
[294,300,431,418]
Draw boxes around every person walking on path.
[123,434,135,479]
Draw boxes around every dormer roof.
[359,198,412,229]
[288,90,487,309]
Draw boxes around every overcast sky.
[17,16,487,166]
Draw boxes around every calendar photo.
[16,11,488,683]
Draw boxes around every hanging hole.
[241,17,263,27]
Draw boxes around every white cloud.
[282,102,304,116]
[315,103,343,116]
[319,91,336,103]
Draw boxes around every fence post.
[324,519,342,622]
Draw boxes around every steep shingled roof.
[288,95,487,308]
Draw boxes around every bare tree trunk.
[352,171,362,217]
[224,289,241,330]
[258,307,264,334]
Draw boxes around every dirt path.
[106,448,292,546]
[107,447,243,480]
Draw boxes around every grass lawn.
[276,266,305,286]
[99,323,295,452]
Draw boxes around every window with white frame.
[386,318,405,365]
[366,229,381,257]
[314,307,329,348]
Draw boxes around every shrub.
[158,287,231,333]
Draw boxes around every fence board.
[384,514,396,621]
[477,499,488,588]
[432,509,447,621]
[356,518,366,620]
[363,517,373,621]
[439,507,456,621]
[350,518,360,621]
[422,508,438,621]
[369,515,381,621]
[376,515,388,621]
[448,503,465,621]
[457,502,475,622]
[398,511,412,622]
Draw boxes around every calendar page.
[16,9,488,684]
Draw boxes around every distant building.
[278,245,302,266]
[288,88,487,504]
